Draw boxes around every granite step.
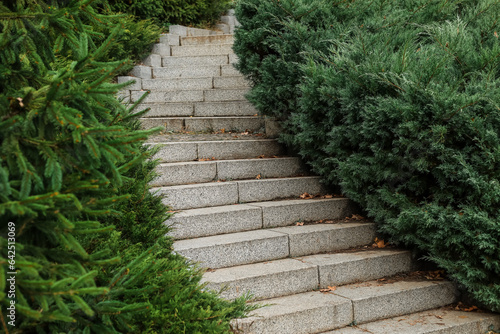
[230,280,458,334]
[153,176,326,210]
[139,116,264,133]
[202,249,412,301]
[162,55,230,66]
[173,222,376,269]
[323,308,500,334]
[147,138,284,163]
[130,88,249,103]
[180,34,234,46]
[171,44,234,57]
[135,101,257,117]
[152,157,304,186]
[168,198,354,240]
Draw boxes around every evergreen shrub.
[234,0,500,311]
[0,0,250,332]
[106,0,233,27]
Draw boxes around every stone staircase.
[118,13,500,334]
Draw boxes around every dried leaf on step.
[256,174,261,179]
[373,237,387,248]
[300,192,313,199]
[320,286,336,293]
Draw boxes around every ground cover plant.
[234,0,500,311]
[0,0,250,332]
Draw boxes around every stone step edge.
[201,249,412,301]
[322,308,500,334]
[230,280,458,334]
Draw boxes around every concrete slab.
[333,280,458,324]
[237,176,324,203]
[130,65,152,79]
[117,76,141,90]
[142,77,213,91]
[152,161,216,186]
[184,116,263,132]
[174,229,289,268]
[160,33,180,46]
[213,76,249,89]
[216,157,303,181]
[301,250,412,288]
[171,44,234,57]
[130,90,204,103]
[221,64,242,76]
[154,182,238,210]
[194,101,257,117]
[204,88,249,102]
[197,139,283,160]
[202,258,318,300]
[231,291,353,334]
[181,34,234,46]
[143,54,161,67]
[140,103,194,117]
[270,223,376,257]
[153,65,221,79]
[168,204,262,240]
[249,198,355,228]
[162,55,229,67]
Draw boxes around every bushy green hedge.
[0,0,249,332]
[105,0,233,27]
[234,0,500,311]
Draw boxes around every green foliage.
[234,0,500,311]
[0,0,250,332]
[82,142,253,333]
[106,0,233,27]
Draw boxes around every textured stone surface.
[139,117,184,131]
[130,90,204,103]
[173,230,289,268]
[216,23,230,34]
[229,53,239,64]
[194,101,257,116]
[160,33,180,46]
[147,142,197,163]
[202,258,318,300]
[152,43,171,56]
[221,64,241,76]
[197,139,283,160]
[230,291,352,334]
[301,250,412,288]
[153,65,221,79]
[324,309,500,334]
[213,76,249,89]
[171,44,234,57]
[168,204,262,240]
[270,223,376,257]
[143,54,161,67]
[204,88,249,101]
[334,280,458,324]
[162,55,228,66]
[184,116,263,132]
[140,103,194,117]
[130,65,152,79]
[117,76,141,90]
[152,161,216,186]
[250,198,355,228]
[154,182,238,210]
[238,176,324,203]
[216,157,303,181]
[142,77,213,91]
[168,25,188,37]
[265,117,281,138]
[181,34,234,46]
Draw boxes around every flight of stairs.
[117,12,500,334]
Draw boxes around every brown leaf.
[296,222,304,226]
[256,174,261,179]
[300,192,313,199]
[435,315,443,319]
[373,237,387,248]
[351,214,365,220]
[320,286,336,293]
[323,194,333,199]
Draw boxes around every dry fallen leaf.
[323,194,333,199]
[296,222,304,226]
[300,192,314,199]
[351,214,365,220]
[373,237,387,248]
[320,286,336,293]
[256,174,261,179]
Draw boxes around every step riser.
[221,64,241,76]
[136,101,257,117]
[175,230,290,269]
[142,77,248,91]
[131,89,249,103]
[163,55,229,66]
[232,282,458,334]
[203,250,412,301]
[148,140,283,163]
[171,44,234,57]
[140,117,264,133]
[213,76,249,89]
[168,205,263,240]
[169,198,354,240]
[173,223,376,269]
[153,66,221,79]
[155,177,324,210]
[153,158,304,186]
[180,34,234,45]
